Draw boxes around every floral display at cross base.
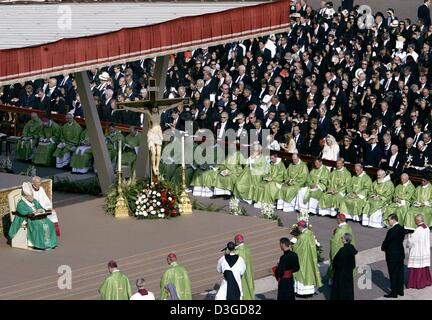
[260,203,277,220]
[135,182,182,219]
[229,198,246,216]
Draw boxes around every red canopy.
[0,0,290,85]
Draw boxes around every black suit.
[418,3,431,28]
[381,223,406,296]
[363,144,382,167]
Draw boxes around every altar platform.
[0,196,286,299]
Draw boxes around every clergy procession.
[2,0,432,302]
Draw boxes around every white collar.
[338,222,347,227]
[358,171,365,177]
[403,181,410,186]
[422,183,430,189]
[378,175,391,183]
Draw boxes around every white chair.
[8,189,30,250]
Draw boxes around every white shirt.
[130,291,156,300]
[389,153,398,167]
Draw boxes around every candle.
[118,139,122,173]
[181,134,185,169]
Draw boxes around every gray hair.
[343,233,353,244]
[415,214,425,223]
[31,176,41,183]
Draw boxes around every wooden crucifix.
[117,78,189,180]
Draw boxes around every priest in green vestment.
[122,126,140,170]
[70,129,93,174]
[52,113,83,168]
[160,253,192,300]
[300,158,330,214]
[233,143,269,204]
[234,234,255,300]
[339,164,372,221]
[8,182,57,250]
[328,213,356,279]
[106,124,125,168]
[276,153,309,212]
[16,112,42,161]
[319,158,352,217]
[212,150,246,198]
[362,170,395,228]
[292,220,322,296]
[188,142,224,196]
[33,117,61,166]
[98,260,132,300]
[383,173,416,227]
[405,172,432,230]
[253,154,286,206]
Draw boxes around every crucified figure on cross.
[116,100,186,176]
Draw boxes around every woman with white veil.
[321,134,339,162]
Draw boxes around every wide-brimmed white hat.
[98,71,110,81]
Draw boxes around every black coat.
[418,3,431,28]
[331,243,358,300]
[381,223,406,262]
[276,250,300,300]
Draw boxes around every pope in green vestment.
[253,155,286,205]
[363,170,394,217]
[301,160,330,213]
[328,215,356,279]
[276,155,309,210]
[52,115,83,168]
[16,113,42,161]
[160,255,192,300]
[339,165,372,221]
[122,128,140,170]
[8,183,57,250]
[405,179,432,230]
[99,269,132,300]
[235,236,255,300]
[319,161,352,215]
[233,145,269,202]
[293,224,322,295]
[383,174,416,227]
[33,119,61,166]
[70,129,93,173]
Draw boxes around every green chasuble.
[339,172,372,216]
[122,132,140,169]
[302,165,330,204]
[212,151,245,192]
[293,228,322,288]
[253,158,286,204]
[188,143,223,188]
[362,177,394,216]
[277,160,309,202]
[106,130,125,163]
[235,243,255,300]
[16,118,42,161]
[52,120,83,158]
[8,199,57,249]
[33,121,61,166]
[319,168,352,209]
[327,222,356,278]
[405,184,432,229]
[383,181,416,227]
[233,155,269,201]
[160,138,182,182]
[99,270,132,300]
[70,129,93,171]
[160,262,192,300]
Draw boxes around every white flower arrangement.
[261,203,276,220]
[297,209,309,223]
[229,198,246,216]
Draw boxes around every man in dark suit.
[363,135,383,167]
[418,0,432,28]
[381,214,406,298]
[292,125,305,153]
